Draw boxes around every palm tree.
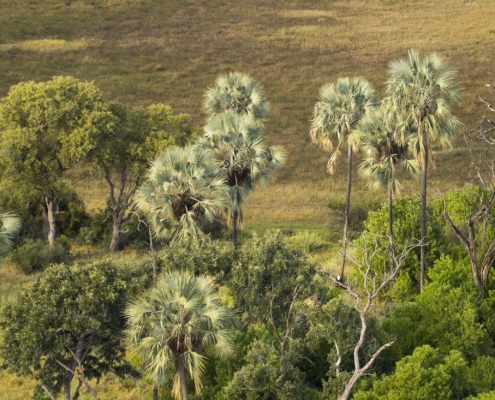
[352,105,419,272]
[125,270,237,400]
[310,77,377,279]
[199,111,285,250]
[387,50,460,292]
[204,72,270,121]
[135,146,229,242]
[0,210,21,255]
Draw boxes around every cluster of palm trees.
[311,50,460,290]
[137,72,284,249]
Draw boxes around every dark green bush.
[9,239,69,274]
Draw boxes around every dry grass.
[0,0,493,229]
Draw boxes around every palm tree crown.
[136,146,228,242]
[199,110,285,228]
[387,50,461,165]
[204,72,270,121]
[310,76,377,173]
[125,271,236,400]
[0,211,21,255]
[354,107,420,193]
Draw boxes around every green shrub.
[9,239,68,274]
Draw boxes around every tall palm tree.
[199,111,285,250]
[310,77,377,279]
[204,72,270,121]
[0,210,21,255]
[135,146,229,242]
[352,105,419,272]
[125,271,237,400]
[387,50,460,292]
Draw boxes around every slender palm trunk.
[339,144,353,279]
[420,126,428,293]
[388,184,395,274]
[178,359,189,400]
[152,385,158,400]
[46,196,57,246]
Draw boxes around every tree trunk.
[46,196,57,246]
[178,359,189,400]
[64,368,75,400]
[109,211,122,252]
[420,127,428,293]
[388,184,395,273]
[339,144,353,279]
[152,385,159,400]
[231,206,238,251]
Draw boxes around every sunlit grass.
[0,39,90,53]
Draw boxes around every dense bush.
[9,239,68,274]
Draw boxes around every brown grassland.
[0,0,494,397]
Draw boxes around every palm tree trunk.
[152,385,158,400]
[46,196,57,246]
[178,359,189,400]
[420,127,428,293]
[388,184,395,274]
[339,144,353,279]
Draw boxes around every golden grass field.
[1,0,493,236]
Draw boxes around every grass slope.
[0,0,493,228]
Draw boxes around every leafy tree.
[357,196,445,300]
[310,77,377,278]
[353,103,419,272]
[199,111,284,250]
[0,76,115,245]
[387,50,461,292]
[353,345,472,400]
[136,146,229,242]
[439,185,495,290]
[158,235,235,284]
[0,261,133,400]
[125,270,237,400]
[382,256,492,363]
[91,102,192,251]
[225,231,317,398]
[229,230,315,354]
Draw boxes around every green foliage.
[229,230,315,325]
[383,256,491,363]
[222,339,317,400]
[357,196,446,300]
[0,261,133,398]
[469,356,495,395]
[158,236,235,283]
[125,270,237,400]
[353,345,472,400]
[9,239,68,274]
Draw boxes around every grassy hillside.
[1,0,493,233]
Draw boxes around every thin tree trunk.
[420,127,428,293]
[109,212,122,252]
[178,359,189,400]
[46,196,57,246]
[231,205,238,251]
[388,184,396,274]
[339,144,353,279]
[152,385,159,400]
[149,226,157,284]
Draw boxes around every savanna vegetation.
[1,0,495,399]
